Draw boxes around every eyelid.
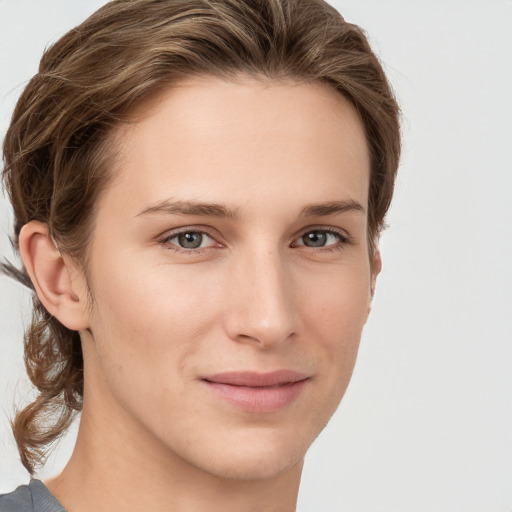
[290,226,353,252]
[292,226,351,243]
[156,224,353,254]
[157,226,223,252]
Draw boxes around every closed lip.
[201,370,310,413]
[202,370,309,387]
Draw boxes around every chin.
[176,423,317,482]
[197,444,305,481]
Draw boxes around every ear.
[19,221,90,331]
[370,248,382,298]
[366,248,382,321]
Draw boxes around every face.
[78,76,374,480]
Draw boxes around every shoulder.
[0,480,65,512]
[0,481,32,512]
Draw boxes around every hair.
[1,0,400,474]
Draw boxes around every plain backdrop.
[1,1,511,511]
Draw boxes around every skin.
[20,76,379,512]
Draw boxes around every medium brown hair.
[1,0,400,474]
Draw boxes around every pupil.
[178,232,202,249]
[303,231,326,247]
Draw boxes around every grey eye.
[177,232,203,249]
[302,231,328,247]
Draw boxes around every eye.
[161,230,220,251]
[175,232,206,249]
[292,229,349,249]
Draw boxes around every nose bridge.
[225,244,297,347]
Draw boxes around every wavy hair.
[1,0,401,473]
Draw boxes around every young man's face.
[77,77,375,480]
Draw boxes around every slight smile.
[202,370,310,413]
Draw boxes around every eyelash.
[158,228,221,255]
[290,227,353,253]
[158,227,353,255]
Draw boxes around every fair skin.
[20,76,379,512]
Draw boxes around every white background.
[1,1,511,510]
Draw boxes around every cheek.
[302,261,371,334]
[300,263,371,380]
[83,263,223,441]
[93,254,217,333]
[86,259,220,391]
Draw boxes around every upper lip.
[203,370,308,387]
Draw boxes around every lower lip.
[204,379,308,413]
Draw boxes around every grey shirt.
[0,480,65,512]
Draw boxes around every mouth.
[202,370,309,413]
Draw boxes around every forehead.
[101,76,370,220]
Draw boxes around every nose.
[223,247,298,348]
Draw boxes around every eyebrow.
[299,199,365,217]
[136,199,240,219]
[136,198,364,219]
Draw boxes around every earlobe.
[19,221,90,331]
